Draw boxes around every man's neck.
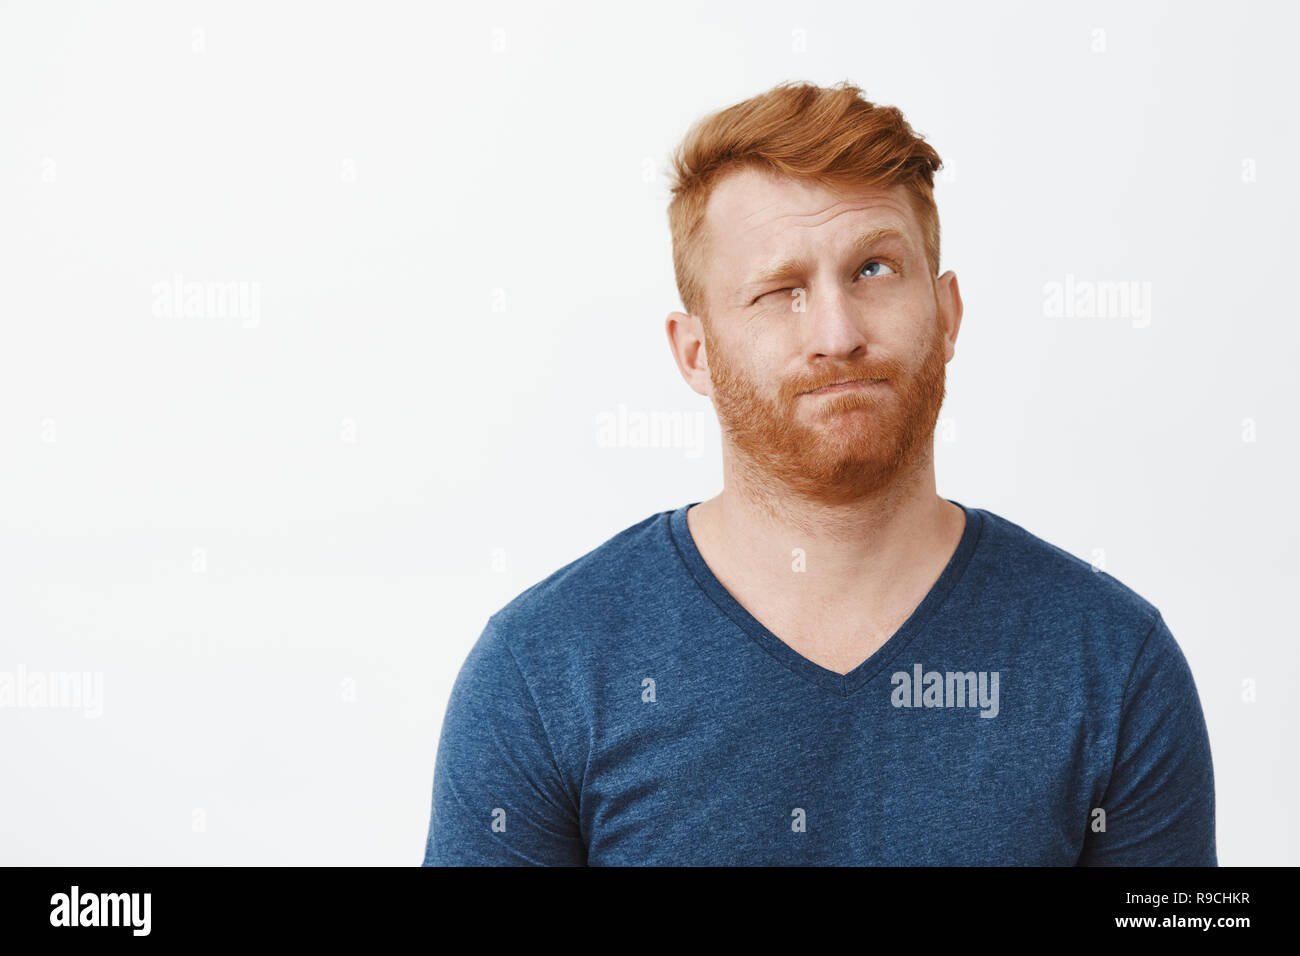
[686,451,966,642]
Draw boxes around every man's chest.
[576,696,1095,865]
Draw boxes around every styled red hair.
[666,80,944,321]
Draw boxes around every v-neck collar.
[667,498,985,698]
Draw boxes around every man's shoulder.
[969,504,1164,638]
[487,504,681,649]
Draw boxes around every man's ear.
[665,310,712,398]
[935,271,963,362]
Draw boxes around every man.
[421,80,1216,866]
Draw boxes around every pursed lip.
[803,377,888,395]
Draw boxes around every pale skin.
[665,169,967,675]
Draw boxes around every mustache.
[785,358,909,398]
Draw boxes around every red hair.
[666,80,944,320]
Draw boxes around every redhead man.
[422,80,1215,866]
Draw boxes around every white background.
[1,0,1295,865]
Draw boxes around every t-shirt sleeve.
[1079,613,1217,866]
[421,618,587,866]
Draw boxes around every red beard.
[705,318,948,506]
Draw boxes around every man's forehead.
[705,169,915,239]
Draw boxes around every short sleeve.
[421,619,587,866]
[1079,614,1217,865]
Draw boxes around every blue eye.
[860,259,896,278]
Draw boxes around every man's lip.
[804,377,888,395]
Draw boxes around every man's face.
[696,168,956,505]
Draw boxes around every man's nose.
[800,284,870,359]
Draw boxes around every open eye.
[860,258,897,279]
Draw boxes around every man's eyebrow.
[737,227,913,296]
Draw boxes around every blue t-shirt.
[422,500,1216,866]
